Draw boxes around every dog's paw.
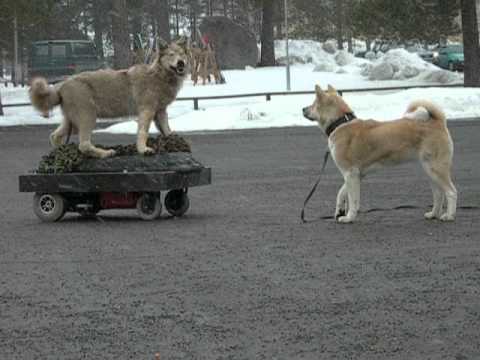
[335,209,346,220]
[424,211,438,220]
[137,146,155,155]
[337,215,354,224]
[49,133,62,147]
[100,149,116,158]
[440,213,455,222]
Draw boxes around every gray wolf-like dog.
[303,84,457,223]
[30,38,188,158]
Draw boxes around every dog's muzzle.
[303,107,314,121]
[171,60,186,76]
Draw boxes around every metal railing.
[0,83,465,115]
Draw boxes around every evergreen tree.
[260,0,275,66]
[461,0,480,86]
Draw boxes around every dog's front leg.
[337,169,360,223]
[335,183,348,220]
[137,110,155,155]
[154,109,172,137]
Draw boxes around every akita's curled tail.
[29,77,61,117]
[404,100,447,124]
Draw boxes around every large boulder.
[322,40,337,54]
[369,62,394,80]
[335,50,355,66]
[419,70,461,84]
[199,16,258,69]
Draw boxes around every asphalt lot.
[0,122,479,360]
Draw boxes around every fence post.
[266,94,271,101]
[194,98,199,110]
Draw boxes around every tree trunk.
[92,1,105,59]
[175,0,180,36]
[156,0,171,42]
[260,0,275,66]
[335,0,344,50]
[111,0,131,69]
[461,0,480,86]
[223,0,228,16]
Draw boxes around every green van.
[28,40,104,83]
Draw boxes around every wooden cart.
[19,153,211,221]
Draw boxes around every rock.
[335,50,354,66]
[322,40,337,54]
[313,62,336,72]
[369,62,394,80]
[276,55,306,65]
[419,70,460,84]
[360,63,372,77]
[365,51,376,61]
[199,16,258,70]
[336,67,347,74]
[399,65,420,79]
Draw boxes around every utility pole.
[285,0,291,91]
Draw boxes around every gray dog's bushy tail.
[29,77,61,117]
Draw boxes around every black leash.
[301,149,330,223]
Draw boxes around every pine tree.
[260,0,275,66]
[111,0,132,69]
[461,0,480,86]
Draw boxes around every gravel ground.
[0,123,479,360]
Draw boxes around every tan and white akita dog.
[303,84,457,223]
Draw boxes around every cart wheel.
[33,193,66,222]
[164,189,190,217]
[136,192,162,220]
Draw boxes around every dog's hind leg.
[422,161,457,221]
[78,126,115,158]
[75,110,115,158]
[424,181,445,220]
[337,169,360,223]
[335,183,348,220]
[137,109,155,154]
[153,109,172,137]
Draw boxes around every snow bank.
[275,40,331,65]
[96,87,480,135]
[275,40,462,84]
[364,49,462,84]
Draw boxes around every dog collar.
[325,112,356,137]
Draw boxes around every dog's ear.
[327,84,337,94]
[315,84,325,99]
[157,38,169,53]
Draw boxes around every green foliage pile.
[37,134,191,174]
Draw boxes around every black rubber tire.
[164,189,190,217]
[33,193,66,222]
[136,192,162,220]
